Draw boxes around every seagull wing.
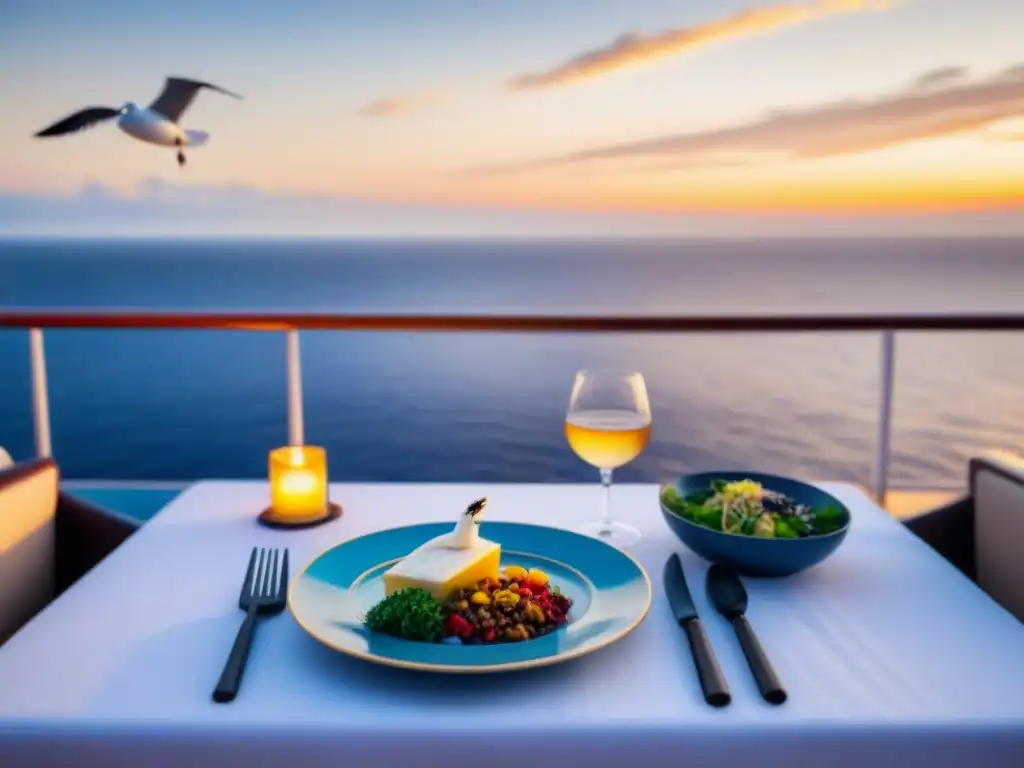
[147,77,242,123]
[34,107,119,138]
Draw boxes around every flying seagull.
[34,76,241,168]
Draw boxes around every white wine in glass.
[565,370,651,548]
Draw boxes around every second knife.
[663,553,731,708]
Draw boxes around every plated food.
[288,501,651,672]
[661,478,845,538]
[365,499,574,645]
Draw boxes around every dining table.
[1,480,1023,768]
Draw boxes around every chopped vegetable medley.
[364,566,572,644]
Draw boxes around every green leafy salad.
[661,478,846,538]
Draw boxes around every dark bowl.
[659,471,851,578]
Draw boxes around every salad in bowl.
[661,477,847,539]
[659,472,851,577]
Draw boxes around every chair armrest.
[970,452,1024,622]
[0,458,59,644]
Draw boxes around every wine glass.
[565,369,652,548]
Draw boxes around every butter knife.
[663,553,731,708]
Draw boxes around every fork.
[212,547,289,703]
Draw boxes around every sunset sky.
[2,0,1023,236]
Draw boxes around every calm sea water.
[1,238,1022,490]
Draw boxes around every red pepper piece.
[446,613,475,639]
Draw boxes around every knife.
[663,553,731,708]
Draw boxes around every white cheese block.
[382,536,501,599]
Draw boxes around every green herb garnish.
[364,587,445,642]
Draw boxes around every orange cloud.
[984,117,1024,142]
[360,89,448,118]
[485,63,1024,171]
[508,0,898,90]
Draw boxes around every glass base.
[578,519,642,549]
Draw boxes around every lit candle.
[268,445,328,522]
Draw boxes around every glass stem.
[599,468,613,533]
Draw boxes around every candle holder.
[259,445,342,530]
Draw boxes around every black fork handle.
[213,606,259,703]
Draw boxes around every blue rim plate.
[289,522,652,673]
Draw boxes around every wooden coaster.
[257,502,343,530]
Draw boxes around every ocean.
[1,238,1022,491]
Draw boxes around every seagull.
[33,76,241,168]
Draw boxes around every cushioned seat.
[0,458,59,644]
[972,451,1024,621]
[906,451,1024,622]
[0,457,140,645]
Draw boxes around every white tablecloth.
[1,481,1023,768]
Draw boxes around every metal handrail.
[4,309,1023,503]
[2,310,1024,332]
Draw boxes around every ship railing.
[3,310,1024,504]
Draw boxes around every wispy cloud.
[360,89,448,118]
[484,63,1024,171]
[912,66,970,90]
[507,0,898,91]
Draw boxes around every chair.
[0,457,59,643]
[0,457,140,645]
[905,450,1024,622]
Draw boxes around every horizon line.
[3,232,1024,242]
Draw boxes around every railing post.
[872,330,896,504]
[29,328,53,459]
[286,329,305,446]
